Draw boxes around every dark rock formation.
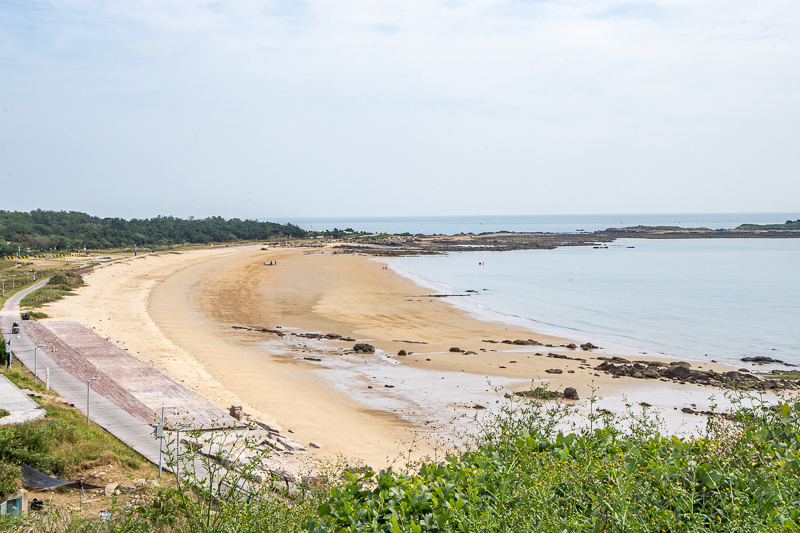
[594,360,797,391]
[563,387,579,400]
[353,343,375,353]
[741,356,784,364]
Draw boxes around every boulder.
[449,347,462,352]
[663,365,691,380]
[545,368,563,374]
[397,349,407,356]
[563,387,579,400]
[352,343,375,353]
[643,367,661,379]
[580,342,601,351]
[104,483,118,497]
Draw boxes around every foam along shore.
[40,245,752,468]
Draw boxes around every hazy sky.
[1,1,798,220]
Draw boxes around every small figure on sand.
[264,261,276,266]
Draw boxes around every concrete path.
[25,321,236,429]
[1,280,164,465]
[0,374,45,426]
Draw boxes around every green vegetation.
[0,210,307,254]
[307,227,366,239]
[0,408,9,418]
[7,391,800,532]
[737,219,800,231]
[20,271,85,308]
[0,366,146,501]
[0,258,67,311]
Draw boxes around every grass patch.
[20,271,85,308]
[0,366,148,501]
[0,408,9,418]
[11,390,800,532]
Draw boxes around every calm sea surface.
[274,213,800,368]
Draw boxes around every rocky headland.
[329,225,800,256]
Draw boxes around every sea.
[274,213,800,369]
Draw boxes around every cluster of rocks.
[498,338,547,346]
[515,386,579,401]
[741,356,792,365]
[295,332,356,342]
[231,325,356,343]
[448,347,477,354]
[594,360,799,391]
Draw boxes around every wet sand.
[41,245,738,468]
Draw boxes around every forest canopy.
[0,210,306,253]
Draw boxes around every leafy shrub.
[0,462,20,500]
[309,395,800,532]
[46,272,84,291]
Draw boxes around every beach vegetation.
[20,271,85,308]
[736,219,800,230]
[5,391,800,531]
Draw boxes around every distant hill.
[736,219,800,231]
[0,210,306,254]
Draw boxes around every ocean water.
[273,213,800,369]
[388,238,800,369]
[275,212,800,235]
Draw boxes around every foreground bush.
[310,395,800,532]
[9,393,800,532]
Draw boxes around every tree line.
[0,210,307,254]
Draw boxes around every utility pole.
[86,377,100,425]
[158,406,178,477]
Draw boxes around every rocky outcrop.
[594,361,798,391]
[741,356,784,364]
[502,339,544,346]
[563,387,579,400]
[352,343,375,353]
[515,386,579,401]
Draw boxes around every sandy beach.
[40,245,739,468]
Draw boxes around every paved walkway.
[1,280,165,465]
[25,321,236,429]
[1,274,287,495]
[0,374,45,426]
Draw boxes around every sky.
[1,0,798,220]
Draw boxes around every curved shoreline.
[39,245,748,467]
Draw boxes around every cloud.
[1,1,799,217]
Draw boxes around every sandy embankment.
[42,246,734,468]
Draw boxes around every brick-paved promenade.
[2,278,238,468]
[26,321,236,429]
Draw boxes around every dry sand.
[41,245,737,468]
